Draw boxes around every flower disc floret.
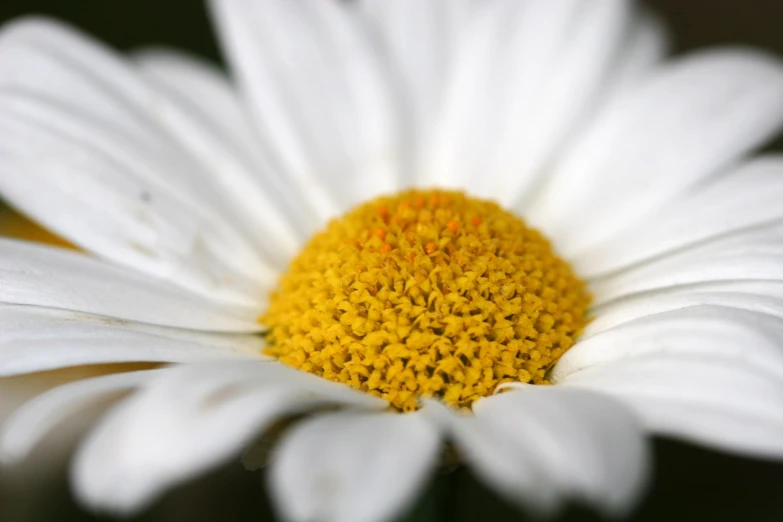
[262,190,591,411]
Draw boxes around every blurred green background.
[1,0,783,521]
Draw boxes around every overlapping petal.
[428,388,648,517]
[576,156,783,277]
[0,304,262,376]
[529,49,783,260]
[72,362,386,514]
[0,18,287,301]
[210,0,401,213]
[563,356,783,460]
[592,223,783,305]
[270,410,439,522]
[422,0,635,208]
[0,239,262,331]
[0,369,159,464]
[556,306,783,459]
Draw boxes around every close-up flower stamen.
[263,189,590,411]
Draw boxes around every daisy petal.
[424,0,632,206]
[0,369,159,464]
[357,0,472,181]
[0,365,150,420]
[563,356,783,460]
[133,48,314,254]
[0,239,262,332]
[576,156,783,277]
[602,6,669,100]
[72,362,385,514]
[587,281,783,335]
[210,0,400,213]
[0,18,277,302]
[530,49,783,256]
[0,304,262,376]
[428,388,648,517]
[270,411,440,522]
[554,306,783,383]
[592,223,783,305]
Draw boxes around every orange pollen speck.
[374,227,387,241]
[260,189,591,412]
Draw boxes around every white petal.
[211,0,400,214]
[587,280,783,335]
[427,387,648,517]
[0,239,262,332]
[555,306,783,383]
[357,0,472,183]
[591,223,783,305]
[0,366,146,421]
[562,356,783,460]
[600,7,670,99]
[72,361,386,514]
[423,0,632,206]
[133,48,314,256]
[529,49,783,256]
[576,156,783,277]
[0,18,278,302]
[0,369,160,464]
[270,410,440,522]
[0,304,263,376]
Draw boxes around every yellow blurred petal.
[0,204,77,250]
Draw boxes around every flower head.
[2,1,783,522]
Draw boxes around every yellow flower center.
[261,190,590,411]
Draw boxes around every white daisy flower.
[3,1,783,521]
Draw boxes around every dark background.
[1,1,783,521]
